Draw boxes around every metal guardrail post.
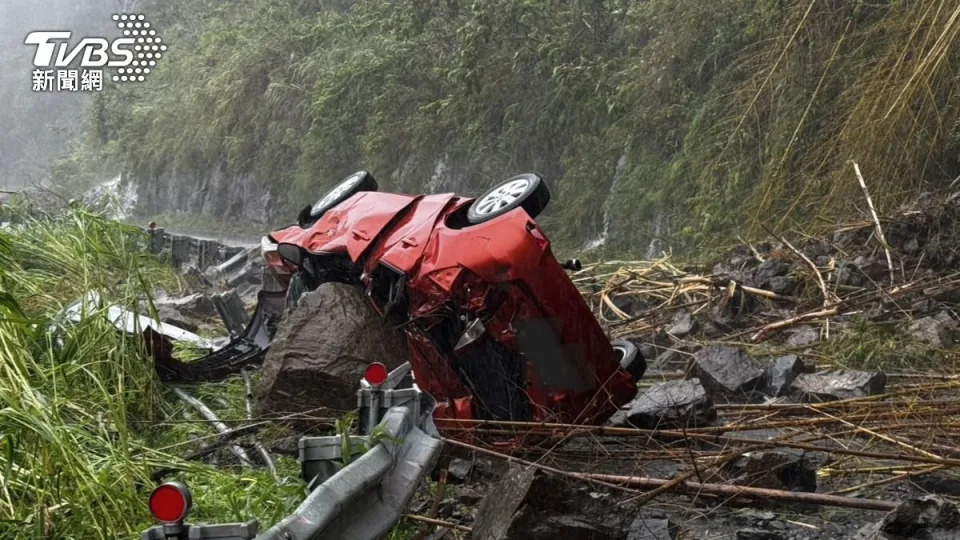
[256,404,441,540]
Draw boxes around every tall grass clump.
[0,207,302,538]
[0,207,174,537]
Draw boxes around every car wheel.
[466,173,550,224]
[309,170,379,219]
[612,339,646,380]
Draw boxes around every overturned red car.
[261,172,644,425]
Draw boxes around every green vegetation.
[0,208,302,538]
[57,0,960,254]
[814,318,946,372]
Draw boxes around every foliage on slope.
[61,0,960,253]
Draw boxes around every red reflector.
[148,482,192,523]
[364,362,389,387]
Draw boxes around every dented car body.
[262,172,642,425]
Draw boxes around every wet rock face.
[255,282,407,415]
[610,379,716,429]
[791,369,886,401]
[693,347,764,399]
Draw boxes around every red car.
[261,172,643,425]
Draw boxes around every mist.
[0,1,121,191]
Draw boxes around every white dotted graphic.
[113,14,166,84]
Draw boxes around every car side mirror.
[562,258,582,272]
[277,243,303,267]
[296,205,312,228]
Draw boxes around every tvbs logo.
[25,14,165,92]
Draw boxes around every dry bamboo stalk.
[774,231,835,306]
[442,437,900,512]
[826,465,944,496]
[404,514,472,533]
[435,419,960,467]
[852,161,895,285]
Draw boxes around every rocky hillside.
[57,0,960,254]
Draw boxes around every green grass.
[0,208,303,538]
[810,318,945,372]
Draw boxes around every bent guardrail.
[142,363,442,540]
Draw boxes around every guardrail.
[146,227,248,270]
[142,363,442,540]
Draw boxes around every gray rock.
[638,343,658,364]
[448,458,473,483]
[666,311,697,338]
[653,348,683,370]
[881,495,959,536]
[751,259,790,289]
[856,495,960,539]
[762,355,805,397]
[472,470,633,540]
[693,347,763,398]
[768,275,796,295]
[791,369,886,401]
[836,262,866,287]
[627,516,678,539]
[614,379,716,429]
[157,293,218,319]
[723,449,817,492]
[255,282,408,416]
[909,316,955,348]
[786,326,820,348]
[933,310,959,328]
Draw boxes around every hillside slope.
[60,0,960,254]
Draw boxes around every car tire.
[612,339,646,380]
[309,170,379,219]
[466,173,550,224]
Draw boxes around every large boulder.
[255,282,408,415]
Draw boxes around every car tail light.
[364,362,388,387]
[148,482,192,524]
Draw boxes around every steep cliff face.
[134,164,274,226]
